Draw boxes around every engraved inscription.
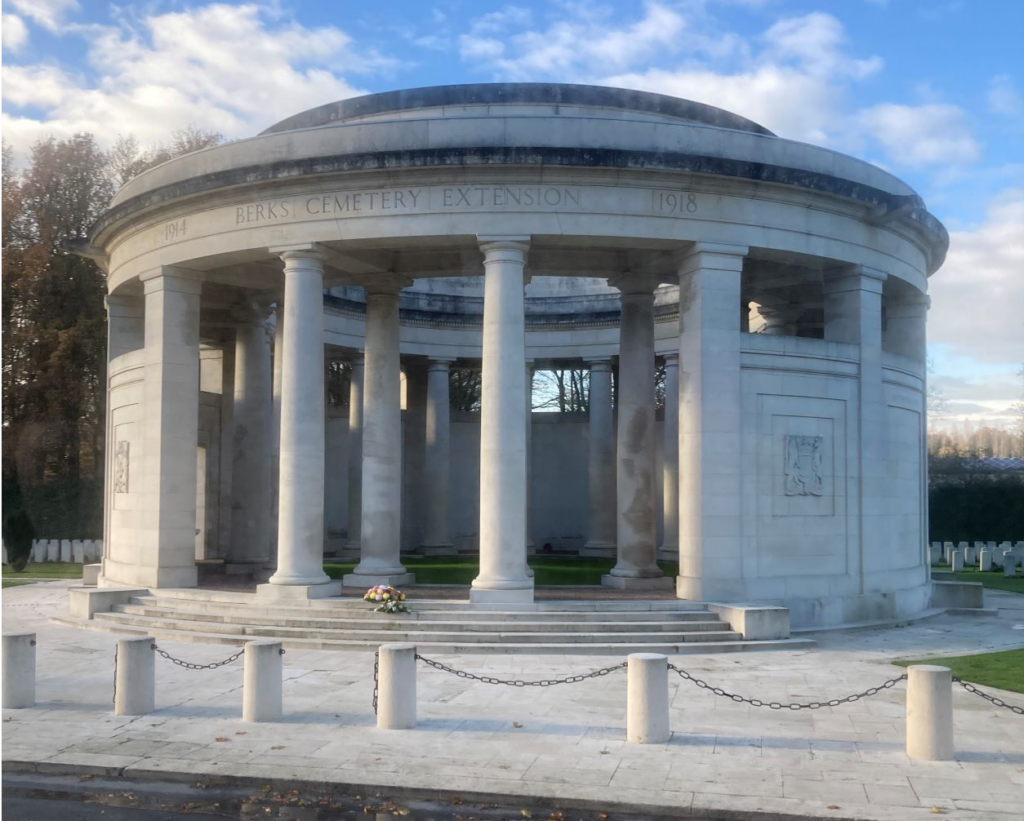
[114,441,130,494]
[784,435,823,497]
[157,218,188,243]
[653,190,698,214]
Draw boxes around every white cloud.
[1,3,386,153]
[928,189,1024,367]
[988,74,1024,122]
[856,103,980,167]
[3,13,28,50]
[8,0,78,31]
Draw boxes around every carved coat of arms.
[784,435,823,496]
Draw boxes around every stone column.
[135,268,202,588]
[525,360,536,556]
[102,294,144,571]
[344,278,414,587]
[217,343,235,558]
[341,353,364,560]
[604,278,667,589]
[581,358,616,557]
[402,361,428,554]
[421,358,455,555]
[262,247,338,598]
[269,305,284,566]
[658,353,679,561]
[824,265,889,589]
[884,290,929,362]
[676,243,749,601]
[472,238,534,603]
[757,303,802,336]
[228,301,272,569]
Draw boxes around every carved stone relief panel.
[114,441,130,494]
[784,435,824,497]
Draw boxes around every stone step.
[125,598,719,625]
[114,604,731,633]
[93,611,740,644]
[50,615,815,655]
[143,589,708,612]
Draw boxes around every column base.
[602,574,674,591]
[579,542,617,559]
[256,581,342,600]
[656,545,678,562]
[470,585,535,604]
[419,542,456,557]
[342,572,416,588]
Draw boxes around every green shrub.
[2,509,36,573]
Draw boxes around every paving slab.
[2,581,1024,821]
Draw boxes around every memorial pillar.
[472,237,534,603]
[884,290,929,363]
[136,267,202,588]
[342,353,364,560]
[217,343,235,559]
[269,304,284,565]
[824,265,889,587]
[658,353,679,561]
[345,277,414,587]
[525,360,536,556]
[676,243,749,601]
[581,358,616,557]
[605,279,668,588]
[421,358,455,555]
[262,247,338,597]
[228,301,273,568]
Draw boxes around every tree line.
[2,128,221,539]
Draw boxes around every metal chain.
[372,649,379,715]
[112,643,118,706]
[954,677,1024,715]
[667,663,908,710]
[153,643,244,670]
[416,654,628,686]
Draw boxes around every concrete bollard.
[243,641,283,722]
[906,665,954,761]
[627,653,670,744]
[376,643,417,729]
[979,549,992,572]
[950,551,963,572]
[2,633,37,708]
[114,636,155,716]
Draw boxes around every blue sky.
[3,0,1022,427]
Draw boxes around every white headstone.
[72,540,85,563]
[46,539,60,562]
[979,549,992,572]
[60,539,72,562]
[951,551,964,572]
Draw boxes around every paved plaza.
[3,581,1023,821]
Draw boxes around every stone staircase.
[52,590,815,654]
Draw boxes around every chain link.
[153,643,244,670]
[667,663,908,710]
[954,677,1024,715]
[416,654,628,687]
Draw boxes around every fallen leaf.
[930,809,945,815]
[451,797,463,805]
[395,808,411,816]
[599,749,609,755]
[214,737,230,743]
[271,745,286,751]
[827,807,841,811]
[498,764,511,770]
[521,811,533,819]
[512,722,524,728]
[78,774,94,782]
[235,731,247,736]
[597,815,608,821]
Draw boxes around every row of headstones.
[0,539,103,565]
[929,541,1023,573]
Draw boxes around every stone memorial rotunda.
[80,83,947,632]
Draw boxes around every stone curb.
[0,760,879,821]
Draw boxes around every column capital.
[823,264,888,295]
[139,266,202,294]
[661,352,679,367]
[105,293,143,314]
[585,357,614,372]
[363,273,413,295]
[428,358,455,372]
[889,290,931,311]
[674,242,748,276]
[608,272,659,295]
[229,298,272,326]
[478,235,530,256]
[269,242,327,263]
[349,351,365,366]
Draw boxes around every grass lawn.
[933,563,1024,594]
[893,648,1024,695]
[1,562,84,579]
[325,555,680,586]
[2,579,37,589]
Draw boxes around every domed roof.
[261,83,776,137]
